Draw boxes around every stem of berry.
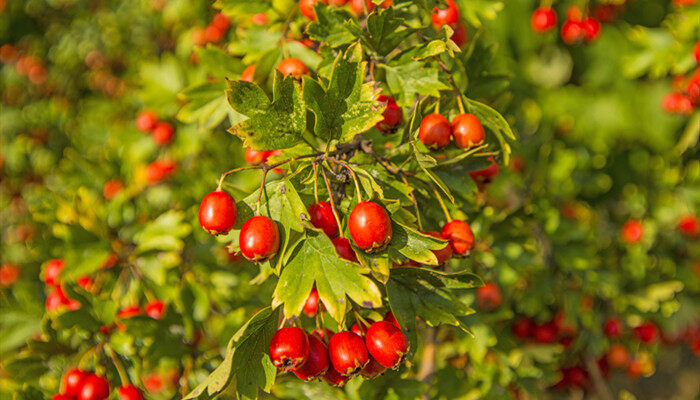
[438,61,466,114]
[429,182,452,222]
[106,345,130,387]
[318,162,345,239]
[255,167,270,216]
[312,162,320,203]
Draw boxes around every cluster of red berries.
[0,43,47,85]
[531,5,602,45]
[44,259,81,312]
[511,312,578,346]
[135,110,175,146]
[53,368,143,400]
[268,313,407,387]
[192,12,231,46]
[431,0,467,47]
[661,43,700,115]
[419,112,485,150]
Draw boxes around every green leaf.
[195,45,245,80]
[60,248,111,281]
[184,307,279,400]
[465,98,516,164]
[53,309,101,332]
[386,267,480,356]
[384,61,449,105]
[272,230,383,323]
[411,143,454,203]
[346,8,416,56]
[307,5,357,48]
[227,73,307,150]
[389,221,448,266]
[302,44,383,143]
[134,210,191,254]
[178,81,235,130]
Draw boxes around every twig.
[318,162,345,239]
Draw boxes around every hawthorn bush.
[0,1,698,400]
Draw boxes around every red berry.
[621,219,643,244]
[440,219,474,255]
[512,317,534,339]
[365,321,409,369]
[531,7,557,33]
[145,160,176,184]
[64,368,88,397]
[103,179,123,200]
[244,148,272,165]
[594,4,622,23]
[53,395,75,400]
[77,276,93,291]
[311,328,334,341]
[348,201,393,252]
[269,327,310,371]
[332,237,358,262]
[303,286,321,317]
[0,263,20,287]
[299,0,327,20]
[661,92,694,114]
[634,322,658,344]
[118,385,143,400]
[431,0,459,28]
[360,355,387,378]
[239,216,280,261]
[582,17,601,42]
[376,95,402,132]
[199,190,238,235]
[419,113,451,149]
[561,19,585,45]
[251,13,269,25]
[565,366,588,387]
[677,214,699,237]
[351,318,375,337]
[468,159,499,187]
[151,122,175,145]
[328,0,348,5]
[145,300,166,319]
[694,41,700,64]
[204,24,225,43]
[277,57,309,78]
[384,310,400,328]
[240,65,256,82]
[78,374,110,400]
[44,258,65,286]
[451,113,484,149]
[476,282,502,310]
[422,231,452,265]
[118,305,141,319]
[606,344,630,369]
[293,334,330,381]
[626,359,642,379]
[566,5,583,21]
[451,23,467,47]
[322,364,350,387]
[308,201,339,238]
[46,286,75,312]
[328,331,369,376]
[603,317,623,338]
[136,110,157,132]
[211,12,231,31]
[533,322,558,343]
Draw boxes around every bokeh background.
[1,0,698,399]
